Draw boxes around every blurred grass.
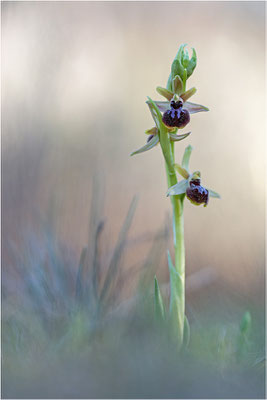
[2,188,265,399]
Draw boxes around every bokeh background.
[2,0,265,329]
[2,0,265,301]
[2,2,265,398]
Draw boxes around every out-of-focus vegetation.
[2,189,265,399]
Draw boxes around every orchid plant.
[131,44,220,349]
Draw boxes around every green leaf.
[180,87,197,102]
[130,134,159,156]
[183,315,190,348]
[172,75,183,95]
[169,132,191,142]
[154,275,166,322]
[182,145,193,170]
[208,189,221,199]
[167,179,189,196]
[167,251,184,348]
[156,86,173,101]
[174,164,190,179]
[186,47,197,78]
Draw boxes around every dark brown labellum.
[186,182,209,206]
[162,100,190,128]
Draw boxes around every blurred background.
[2,2,265,398]
[2,0,265,299]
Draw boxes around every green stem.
[164,143,185,347]
[150,93,186,348]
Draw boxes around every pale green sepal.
[154,275,166,322]
[182,145,193,170]
[169,132,191,142]
[172,75,183,95]
[167,179,189,197]
[167,250,184,349]
[130,134,159,156]
[153,101,169,113]
[183,315,190,348]
[208,189,221,199]
[180,87,197,102]
[147,101,160,130]
[156,86,173,101]
[184,101,209,114]
[174,163,190,179]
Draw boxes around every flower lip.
[186,178,209,206]
[162,107,190,129]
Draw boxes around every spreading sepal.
[154,100,209,115]
[130,134,159,156]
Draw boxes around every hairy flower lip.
[162,108,190,129]
[186,183,209,207]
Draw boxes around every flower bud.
[169,44,197,84]
[186,179,209,206]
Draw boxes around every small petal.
[145,127,158,135]
[174,163,190,179]
[156,86,173,101]
[180,87,197,102]
[130,134,159,156]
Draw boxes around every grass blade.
[99,196,138,307]
[154,275,165,322]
